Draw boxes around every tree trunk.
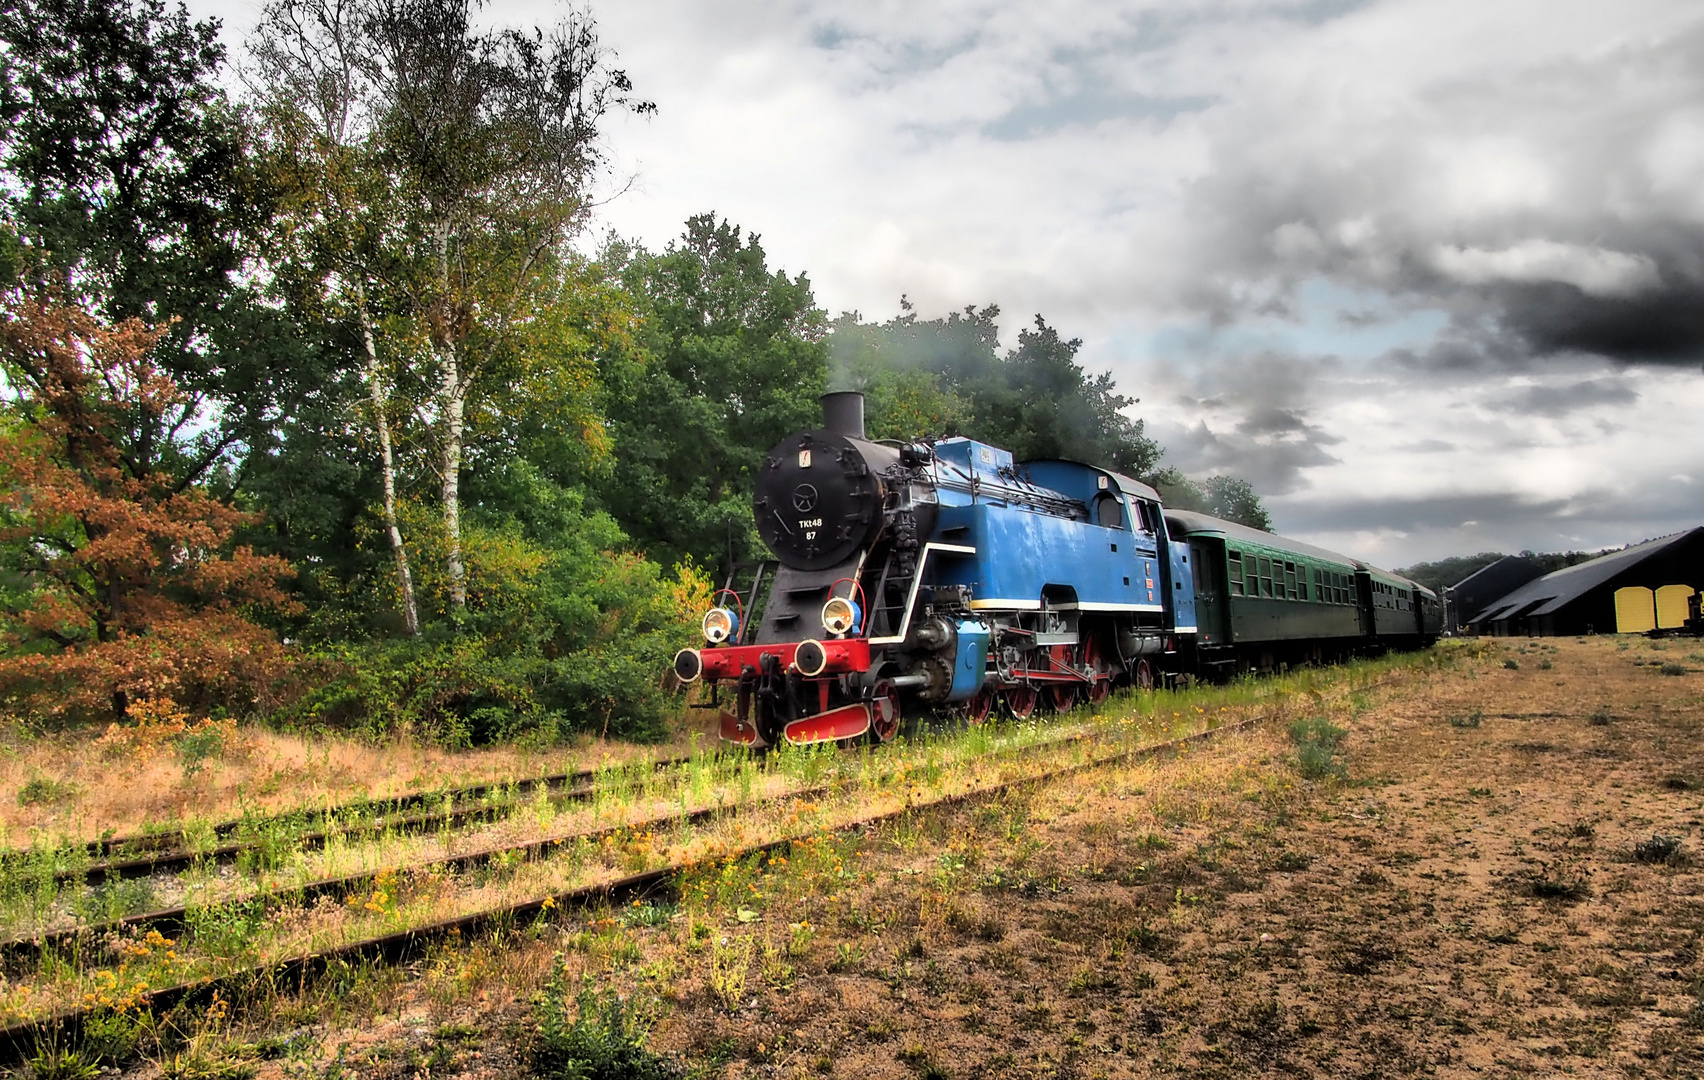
[438,341,467,611]
[357,285,420,635]
[432,220,468,613]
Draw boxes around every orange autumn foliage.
[0,294,298,724]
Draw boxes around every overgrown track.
[0,714,1266,1067]
[67,775,615,887]
[42,753,700,879]
[0,729,1095,966]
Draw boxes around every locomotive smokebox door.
[755,430,893,571]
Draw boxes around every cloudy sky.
[200,0,1704,567]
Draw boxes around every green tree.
[0,0,313,494]
[1150,469,1274,531]
[595,215,829,575]
[247,0,652,615]
[827,301,1162,475]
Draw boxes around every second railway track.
[0,708,1277,1067]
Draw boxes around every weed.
[1289,716,1348,780]
[531,955,674,1079]
[620,900,675,929]
[759,936,794,989]
[896,1043,950,1079]
[1664,775,1696,792]
[25,1045,100,1080]
[708,935,752,1009]
[1538,659,1553,670]
[1524,864,1590,902]
[1659,663,1688,677]
[1587,709,1612,726]
[17,776,79,807]
[1632,835,1684,865]
[830,940,867,972]
[1273,851,1313,872]
[1447,711,1483,729]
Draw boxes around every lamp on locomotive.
[701,606,740,644]
[820,596,862,636]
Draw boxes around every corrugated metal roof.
[1469,528,1704,624]
[1449,555,1542,596]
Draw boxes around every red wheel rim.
[1134,658,1154,692]
[966,687,994,724]
[1004,686,1038,719]
[871,679,901,743]
[1049,683,1077,712]
[1084,637,1112,706]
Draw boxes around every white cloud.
[1429,241,1663,298]
[191,0,1704,565]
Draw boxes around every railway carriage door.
[1189,540,1229,645]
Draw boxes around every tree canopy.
[0,0,1273,739]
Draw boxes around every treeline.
[1396,549,1614,595]
[0,0,1268,743]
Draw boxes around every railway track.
[0,710,1271,1067]
[0,726,1095,964]
[27,751,700,885]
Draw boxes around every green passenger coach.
[1165,509,1440,675]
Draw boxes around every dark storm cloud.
[1151,349,1347,493]
[1496,271,1704,365]
[1179,14,1704,372]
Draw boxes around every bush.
[1289,717,1347,781]
[276,476,714,745]
[531,956,675,1080]
[16,775,78,807]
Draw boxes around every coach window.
[1284,562,1297,600]
[1228,551,1245,596]
[1260,557,1274,597]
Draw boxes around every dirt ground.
[639,638,1703,1078]
[96,637,1704,1079]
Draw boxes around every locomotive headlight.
[701,607,740,644]
[821,596,862,636]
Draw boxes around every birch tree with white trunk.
[249,0,649,617]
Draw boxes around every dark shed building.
[1468,528,1704,637]
[1443,556,1543,633]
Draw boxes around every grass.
[1289,716,1348,781]
[0,644,1456,1061]
[531,955,674,1080]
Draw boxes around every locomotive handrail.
[867,542,978,645]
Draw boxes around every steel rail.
[21,752,701,866]
[0,729,1098,965]
[0,713,1268,1067]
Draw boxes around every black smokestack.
[821,391,865,438]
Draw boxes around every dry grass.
[0,721,712,850]
[79,634,1698,1080]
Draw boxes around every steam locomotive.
[671,392,1441,748]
